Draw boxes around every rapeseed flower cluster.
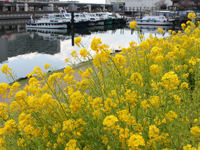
[129,21,137,29]
[188,12,196,19]
[0,12,200,149]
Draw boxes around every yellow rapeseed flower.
[90,37,102,53]
[181,82,189,89]
[141,100,150,109]
[15,91,27,101]
[0,102,8,120]
[149,125,159,138]
[65,139,79,150]
[181,23,186,30]
[187,12,196,19]
[194,119,198,124]
[191,126,200,138]
[128,133,145,148]
[131,72,143,86]
[183,144,197,150]
[71,50,77,58]
[150,64,160,75]
[80,48,89,58]
[166,111,177,122]
[161,71,179,90]
[44,63,50,69]
[65,58,69,63]
[129,21,137,29]
[158,27,164,34]
[74,37,81,47]
[103,115,118,127]
[1,64,12,75]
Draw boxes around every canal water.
[0,22,172,83]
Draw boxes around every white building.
[106,0,172,10]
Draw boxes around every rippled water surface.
[0,23,171,83]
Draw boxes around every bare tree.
[155,0,167,10]
[176,0,200,10]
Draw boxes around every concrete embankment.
[0,11,58,20]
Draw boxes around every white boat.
[74,13,88,22]
[62,12,90,28]
[113,13,123,24]
[127,15,173,26]
[152,10,176,21]
[26,14,69,29]
[89,13,104,26]
[74,13,93,27]
[83,13,96,27]
[96,12,114,25]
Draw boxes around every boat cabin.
[152,11,176,18]
[138,15,168,22]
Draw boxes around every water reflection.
[0,24,26,36]
[139,25,172,33]
[26,24,127,42]
[0,31,60,64]
[0,23,172,83]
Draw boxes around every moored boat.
[61,12,88,28]
[67,21,88,28]
[89,13,104,26]
[95,12,114,25]
[127,15,173,26]
[105,12,116,24]
[104,19,113,25]
[83,13,96,27]
[152,10,176,22]
[112,13,123,24]
[101,12,113,25]
[26,22,68,29]
[27,14,69,29]
[113,19,120,24]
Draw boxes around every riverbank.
[0,60,92,104]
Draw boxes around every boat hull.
[87,21,95,27]
[95,20,104,26]
[119,18,126,23]
[104,20,112,25]
[67,21,88,28]
[113,19,120,24]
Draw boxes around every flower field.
[0,13,200,149]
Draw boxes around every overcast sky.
[65,0,106,4]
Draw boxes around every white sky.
[64,0,105,4]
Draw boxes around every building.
[171,0,200,10]
[106,0,172,11]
